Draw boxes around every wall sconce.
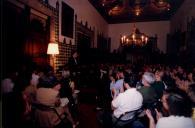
[47,43,59,68]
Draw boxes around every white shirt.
[112,88,143,118]
[156,116,195,128]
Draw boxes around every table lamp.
[47,43,59,68]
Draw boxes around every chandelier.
[154,0,170,10]
[121,24,148,46]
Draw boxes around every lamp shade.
[47,43,59,55]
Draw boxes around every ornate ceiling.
[88,0,184,23]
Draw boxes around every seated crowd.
[2,64,79,128]
[97,63,195,128]
[1,63,195,128]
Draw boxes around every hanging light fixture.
[153,0,171,11]
[121,24,148,46]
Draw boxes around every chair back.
[120,108,143,121]
[32,103,65,128]
[33,103,54,111]
[113,107,143,128]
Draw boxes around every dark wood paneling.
[61,2,74,38]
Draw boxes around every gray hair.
[143,72,155,84]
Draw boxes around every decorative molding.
[30,8,48,19]
[75,21,95,48]
[38,0,57,12]
[7,0,25,9]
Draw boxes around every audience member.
[138,72,157,108]
[112,69,125,97]
[187,84,195,119]
[109,72,117,98]
[146,88,194,128]
[152,70,166,99]
[36,77,78,128]
[1,70,17,94]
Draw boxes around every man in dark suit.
[68,50,80,77]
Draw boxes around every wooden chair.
[32,103,69,128]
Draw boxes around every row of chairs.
[112,100,162,128]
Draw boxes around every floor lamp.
[47,43,59,71]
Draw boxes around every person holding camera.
[146,89,194,128]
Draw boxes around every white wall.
[170,0,195,33]
[48,0,193,53]
[49,0,108,47]
[108,21,170,53]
